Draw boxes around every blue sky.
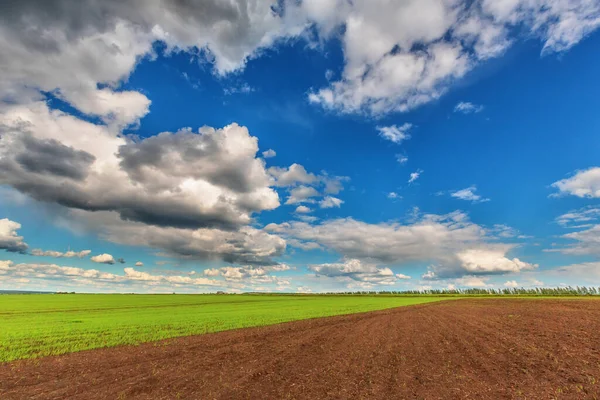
[1,0,600,293]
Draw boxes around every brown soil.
[2,299,600,400]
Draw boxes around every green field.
[0,294,447,363]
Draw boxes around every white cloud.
[387,192,401,199]
[135,261,144,267]
[31,249,91,258]
[0,259,294,292]
[454,248,537,274]
[556,206,600,227]
[74,210,286,265]
[262,149,277,158]
[305,0,600,115]
[295,205,312,214]
[395,273,411,279]
[269,164,318,187]
[376,123,412,144]
[269,211,534,279]
[408,170,423,184]
[551,167,600,198]
[286,186,320,205]
[201,264,291,287]
[319,196,343,209]
[90,253,116,265]
[309,259,398,286]
[553,224,600,256]
[203,268,221,277]
[0,218,28,253]
[454,101,484,114]
[504,280,519,288]
[452,276,491,287]
[450,186,490,203]
[0,105,279,230]
[395,154,408,164]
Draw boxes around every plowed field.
[2,299,599,399]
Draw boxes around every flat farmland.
[0,294,447,362]
[2,299,600,399]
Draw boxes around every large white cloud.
[0,218,28,253]
[0,103,279,230]
[267,211,535,278]
[304,0,600,114]
[0,0,304,117]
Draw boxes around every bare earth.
[2,299,600,399]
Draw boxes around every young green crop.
[0,294,448,362]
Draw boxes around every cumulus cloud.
[309,259,398,287]
[262,149,276,158]
[551,167,600,198]
[408,170,423,184]
[305,0,600,115]
[0,105,280,230]
[0,218,28,253]
[295,205,312,214]
[201,264,291,286]
[387,192,401,200]
[70,210,286,265]
[0,0,302,112]
[376,123,412,144]
[450,186,490,203]
[454,101,484,114]
[319,196,343,209]
[90,253,116,265]
[135,261,144,267]
[454,248,537,275]
[0,258,296,292]
[504,280,519,288]
[31,249,91,258]
[269,211,535,279]
[285,185,320,205]
[269,164,318,187]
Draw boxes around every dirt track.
[2,299,600,399]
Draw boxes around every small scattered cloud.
[223,83,254,95]
[376,124,413,144]
[454,102,484,114]
[387,192,401,200]
[262,149,276,158]
[135,261,144,266]
[408,169,423,184]
[504,280,519,288]
[450,186,490,203]
[319,196,343,209]
[90,253,116,265]
[395,154,408,164]
[295,205,312,214]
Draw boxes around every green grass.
[0,294,447,362]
